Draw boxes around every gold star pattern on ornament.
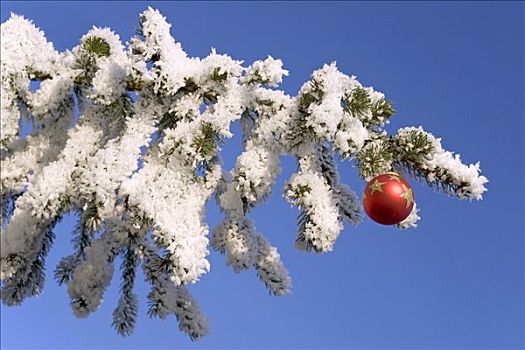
[400,184,414,208]
[369,179,386,194]
[387,172,402,183]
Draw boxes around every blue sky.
[1,1,524,349]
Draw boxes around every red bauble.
[363,172,414,225]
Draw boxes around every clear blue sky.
[1,1,524,349]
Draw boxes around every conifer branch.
[0,8,487,338]
[112,243,139,336]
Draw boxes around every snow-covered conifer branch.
[67,229,120,317]
[0,8,487,338]
[1,225,56,305]
[212,62,292,285]
[285,152,343,253]
[112,243,139,336]
[392,126,488,200]
[54,205,97,285]
[0,14,60,151]
[356,137,393,180]
[139,240,209,340]
[318,144,362,225]
[255,235,292,296]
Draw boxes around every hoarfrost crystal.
[0,8,488,339]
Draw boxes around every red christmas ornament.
[362,172,414,225]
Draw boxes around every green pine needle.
[356,139,393,179]
[372,99,396,119]
[83,36,111,58]
[292,184,312,200]
[344,87,371,116]
[393,129,433,164]
[211,67,228,82]
[192,123,223,160]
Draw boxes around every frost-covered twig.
[0,8,488,339]
[139,239,209,340]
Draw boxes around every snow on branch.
[392,126,488,200]
[0,8,487,339]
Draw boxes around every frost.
[0,8,488,339]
